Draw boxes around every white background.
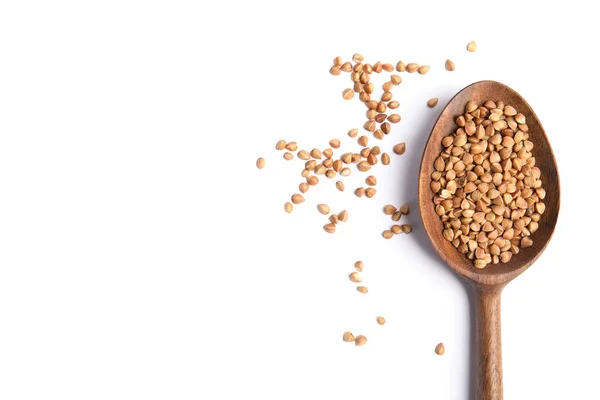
[1,1,598,399]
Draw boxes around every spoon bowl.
[418,80,560,400]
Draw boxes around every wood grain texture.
[417,81,560,400]
[474,285,504,400]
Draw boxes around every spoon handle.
[474,286,503,400]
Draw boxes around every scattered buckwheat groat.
[343,331,355,342]
[354,335,367,346]
[467,41,477,52]
[427,98,439,108]
[256,158,265,169]
[393,142,406,155]
[376,316,386,325]
[435,343,445,355]
[317,204,330,215]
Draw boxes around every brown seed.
[504,106,517,116]
[357,161,371,172]
[256,157,265,169]
[382,230,394,239]
[406,63,419,73]
[360,72,370,84]
[382,63,394,72]
[354,261,364,272]
[329,139,341,149]
[384,205,397,215]
[323,223,336,233]
[284,202,293,213]
[299,183,309,193]
[307,176,319,186]
[285,142,298,151]
[343,331,355,342]
[342,89,354,100]
[333,56,342,66]
[329,66,341,75]
[348,128,359,138]
[396,61,406,72]
[275,140,287,150]
[500,251,512,263]
[381,153,391,165]
[291,194,305,204]
[354,335,367,346]
[465,100,478,113]
[305,160,317,171]
[283,152,294,160]
[521,237,533,248]
[391,74,402,85]
[391,224,402,234]
[435,343,445,355]
[329,214,339,224]
[366,175,377,186]
[401,224,413,233]
[352,53,364,63]
[349,272,362,283]
[332,160,343,172]
[358,135,369,147]
[418,65,430,75]
[364,83,374,94]
[427,98,439,108]
[388,101,400,110]
[474,259,486,269]
[364,120,376,132]
[400,203,410,215]
[310,148,322,159]
[467,41,477,52]
[354,187,365,197]
[340,168,351,177]
[297,150,310,160]
[382,81,393,91]
[365,188,376,198]
[356,286,368,294]
[381,91,393,102]
[338,210,349,222]
[376,316,386,325]
[392,211,402,221]
[388,114,401,123]
[341,62,353,72]
[445,59,455,71]
[393,142,406,155]
[380,122,391,135]
[317,204,330,215]
[336,181,345,191]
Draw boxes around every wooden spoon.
[418,81,560,400]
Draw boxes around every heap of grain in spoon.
[430,100,546,269]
